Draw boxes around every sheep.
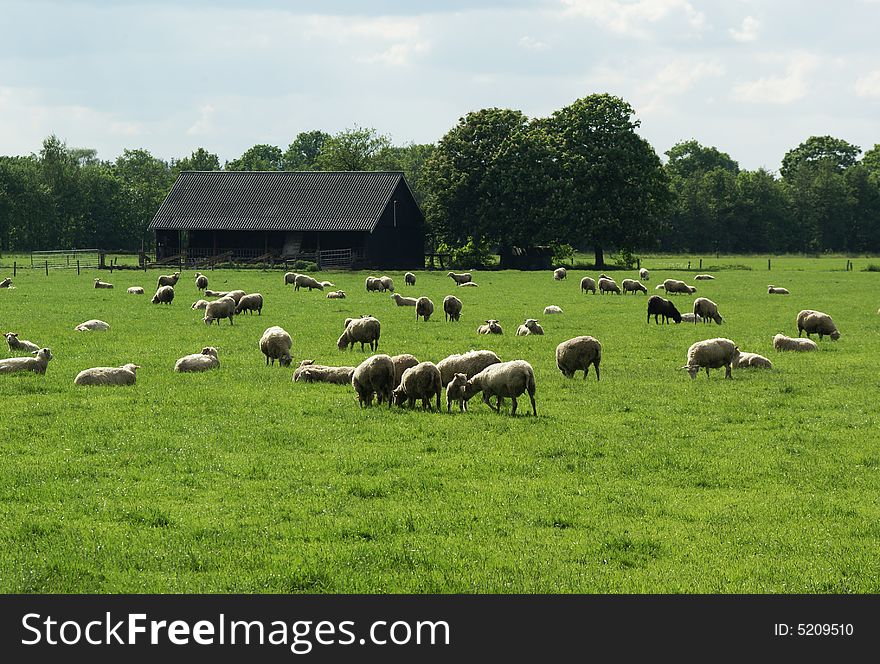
[127,287,144,295]
[293,360,355,384]
[447,271,472,285]
[284,272,298,285]
[326,290,346,299]
[5,332,40,354]
[94,278,114,289]
[379,275,395,292]
[405,272,416,286]
[639,267,649,281]
[646,296,682,324]
[195,272,208,290]
[351,354,395,407]
[768,285,790,295]
[553,267,567,281]
[598,277,621,295]
[157,271,180,288]
[416,296,434,322]
[320,281,335,288]
[337,316,381,351]
[621,279,647,295]
[543,305,563,315]
[392,353,420,387]
[0,347,53,375]
[464,360,537,416]
[694,274,715,280]
[204,289,228,297]
[225,290,246,304]
[74,363,140,386]
[773,334,818,352]
[734,351,773,369]
[693,297,723,324]
[392,361,442,410]
[556,336,602,380]
[445,373,469,412]
[661,279,697,295]
[151,285,175,304]
[74,319,110,332]
[797,310,840,340]
[174,347,220,373]
[0,277,12,288]
[443,295,462,322]
[365,276,385,292]
[294,274,323,291]
[437,350,502,387]
[259,326,293,366]
[682,338,739,380]
[391,293,417,307]
[680,313,703,323]
[580,277,596,294]
[477,319,503,335]
[458,282,479,288]
[192,299,209,310]
[203,296,236,325]
[515,318,544,336]
[235,293,263,315]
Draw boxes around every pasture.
[1,260,878,593]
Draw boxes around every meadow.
[0,258,878,593]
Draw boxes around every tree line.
[1,94,879,265]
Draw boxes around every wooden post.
[13,261,16,277]
[637,258,640,270]
[45,260,48,276]
[77,260,80,275]
[699,258,702,269]
[687,261,691,270]
[768,259,771,271]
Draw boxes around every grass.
[1,259,879,593]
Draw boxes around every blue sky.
[2,0,879,171]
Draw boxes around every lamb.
[191,299,209,310]
[0,347,53,375]
[458,282,479,288]
[203,296,236,325]
[294,274,323,291]
[477,319,503,335]
[235,293,263,315]
[694,274,715,280]
[157,271,180,288]
[555,336,602,380]
[94,278,114,289]
[682,338,739,379]
[515,318,544,336]
[337,316,381,351]
[404,272,416,286]
[464,360,537,416]
[259,326,293,366]
[773,334,818,352]
[392,361,442,410]
[391,293,418,307]
[797,310,840,340]
[365,276,385,292]
[553,267,567,281]
[320,281,335,288]
[646,296,682,324]
[5,332,40,354]
[543,305,563,315]
[416,296,434,322]
[326,291,346,299]
[204,289,228,297]
[293,360,355,384]
[174,347,220,373]
[74,363,140,386]
[379,276,395,292]
[195,272,208,291]
[0,277,12,288]
[580,277,596,294]
[392,353,420,387]
[639,268,649,281]
[351,353,395,407]
[225,290,246,304]
[445,373,469,412]
[621,279,647,295]
[127,287,144,295]
[443,295,462,322]
[151,285,175,304]
[598,277,621,295]
[661,279,697,295]
[284,272,298,285]
[74,319,110,332]
[437,350,502,387]
[693,297,723,324]
[768,285,790,295]
[447,271,472,285]
[734,351,773,369]
[680,313,703,323]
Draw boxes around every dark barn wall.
[365,181,425,269]
[155,230,180,260]
[187,230,286,253]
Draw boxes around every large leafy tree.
[373,142,435,206]
[666,140,739,179]
[113,148,174,249]
[314,127,391,171]
[225,144,284,171]
[780,135,860,179]
[283,131,330,171]
[173,147,221,174]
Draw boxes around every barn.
[148,171,425,269]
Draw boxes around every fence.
[31,249,101,269]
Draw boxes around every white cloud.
[854,70,880,98]
[731,53,818,104]
[729,15,760,42]
[302,15,430,66]
[639,58,725,113]
[186,104,216,136]
[358,41,430,66]
[560,0,706,37]
[518,35,550,51]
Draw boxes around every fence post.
[13,261,16,277]
[45,260,48,276]
[109,259,113,274]
[687,261,691,270]
[77,260,80,275]
[637,258,640,270]
[699,258,702,269]
[768,259,771,271]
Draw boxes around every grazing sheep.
[768,285,790,295]
[416,296,434,322]
[694,274,715,280]
[326,290,346,299]
[682,338,739,379]
[175,347,220,373]
[195,272,208,290]
[477,319,503,335]
[157,271,181,288]
[680,313,703,323]
[464,360,537,416]
[447,271,472,285]
[445,373,469,412]
[458,282,479,288]
[515,318,544,336]
[556,336,602,380]
[293,360,355,384]
[320,281,335,288]
[74,319,110,332]
[204,289,228,297]
[797,310,840,340]
[647,296,682,324]
[553,267,567,281]
[0,277,12,288]
[437,350,502,387]
[543,305,563,315]
[203,296,236,325]
[294,274,323,291]
[0,347,53,375]
[639,268,649,281]
[391,293,418,307]
[5,332,40,354]
[337,316,381,351]
[259,326,293,366]
[192,299,209,310]
[693,297,723,324]
[284,272,298,285]
[773,334,818,352]
[365,276,385,292]
[127,287,144,295]
[580,277,596,294]
[74,363,140,386]
[235,293,263,315]
[379,276,395,292]
[351,354,395,407]
[598,277,621,295]
[405,272,416,286]
[621,279,647,295]
[94,278,114,289]
[225,290,246,304]
[151,285,175,304]
[443,295,462,322]
[734,352,773,369]
[392,361,442,410]
[661,279,697,295]
[392,353,420,388]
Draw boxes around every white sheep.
[515,318,544,336]
[391,293,417,307]
[151,285,175,304]
[259,326,293,366]
[598,277,621,295]
[0,277,12,288]
[639,267,649,281]
[192,299,209,310]
[320,281,335,288]
[621,279,647,295]
[797,310,840,340]
[437,350,502,387]
[458,282,479,288]
[175,347,220,373]
[553,267,567,281]
[404,272,416,286]
[0,347,53,375]
[734,351,773,369]
[392,361,442,410]
[157,271,180,288]
[74,319,110,332]
[204,289,228,297]
[195,272,208,290]
[693,297,723,324]
[284,272,298,285]
[580,277,596,294]
[445,373,469,412]
[768,285,790,295]
[127,286,144,295]
[74,363,140,386]
[543,305,563,315]
[477,319,503,335]
[443,295,462,322]
[773,334,818,352]
[365,276,385,292]
[94,278,114,289]
[204,296,236,325]
[351,353,395,407]
[447,271,472,285]
[661,279,697,295]
[680,313,703,323]
[235,293,263,315]
[416,296,434,322]
[337,316,381,351]
[5,332,40,354]
[464,360,537,416]
[326,290,346,299]
[555,336,602,380]
[293,360,355,384]
[379,275,395,292]
[682,338,739,379]
[694,274,715,280]
[294,274,323,291]
[392,353,420,388]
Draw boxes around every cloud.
[639,58,725,113]
[186,104,216,136]
[560,0,706,37]
[518,35,549,51]
[731,53,818,105]
[729,15,760,42]
[854,70,880,98]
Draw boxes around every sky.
[1,0,879,172]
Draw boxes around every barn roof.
[148,171,409,232]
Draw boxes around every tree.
[283,131,330,171]
[173,147,221,174]
[225,144,284,171]
[314,127,392,171]
[113,149,173,249]
[780,135,861,179]
[372,142,435,206]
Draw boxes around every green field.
[1,259,878,593]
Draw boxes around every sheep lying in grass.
[151,285,175,304]
[94,278,114,289]
[768,285,790,295]
[393,361,442,410]
[391,293,417,307]
[204,296,235,325]
[445,373,469,412]
[405,272,416,286]
[694,274,715,280]
[0,277,12,288]
[660,279,697,294]
[680,313,703,323]
[693,297,723,324]
[157,272,180,288]
[621,279,647,295]
[543,305,563,315]
[598,277,621,295]
[443,295,462,322]
[293,360,355,384]
[797,310,840,340]
[326,290,346,299]
[553,267,567,280]
[294,274,323,291]
[734,351,773,369]
[74,363,139,386]
[639,268,649,281]
[392,353,420,388]
[416,296,434,322]
[192,299,209,310]
[259,326,293,366]
[437,350,501,387]
[235,293,263,315]
[204,289,228,297]
[195,272,208,290]
[682,338,739,379]
[175,347,220,373]
[337,316,381,351]
[464,360,537,416]
[773,334,818,352]
[516,319,544,336]
[5,332,40,354]
[352,354,395,407]
[556,336,601,380]
[320,281,334,288]
[580,277,596,294]
[458,282,479,288]
[365,276,385,292]
[75,319,110,332]
[447,271,473,285]
[477,319,503,335]
[0,348,53,375]
[127,286,144,295]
